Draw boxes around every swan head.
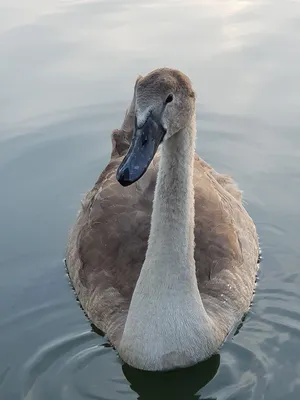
[116,68,196,186]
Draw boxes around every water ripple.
[19,319,271,400]
[21,330,125,400]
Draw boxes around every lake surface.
[1,0,300,399]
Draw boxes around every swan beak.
[116,116,166,186]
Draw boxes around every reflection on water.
[122,355,220,399]
[1,0,300,399]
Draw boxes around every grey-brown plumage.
[66,68,259,370]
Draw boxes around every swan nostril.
[141,134,148,146]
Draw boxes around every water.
[1,0,300,398]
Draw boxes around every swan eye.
[165,94,173,104]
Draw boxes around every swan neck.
[146,118,197,274]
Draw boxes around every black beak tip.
[116,167,134,187]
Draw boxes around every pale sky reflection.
[0,0,300,129]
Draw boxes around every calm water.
[1,0,300,399]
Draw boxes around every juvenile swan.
[66,68,259,371]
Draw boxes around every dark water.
[1,0,300,399]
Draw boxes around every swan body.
[66,68,259,371]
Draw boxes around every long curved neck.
[145,120,197,283]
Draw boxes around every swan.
[66,68,259,371]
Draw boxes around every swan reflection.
[122,353,220,399]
